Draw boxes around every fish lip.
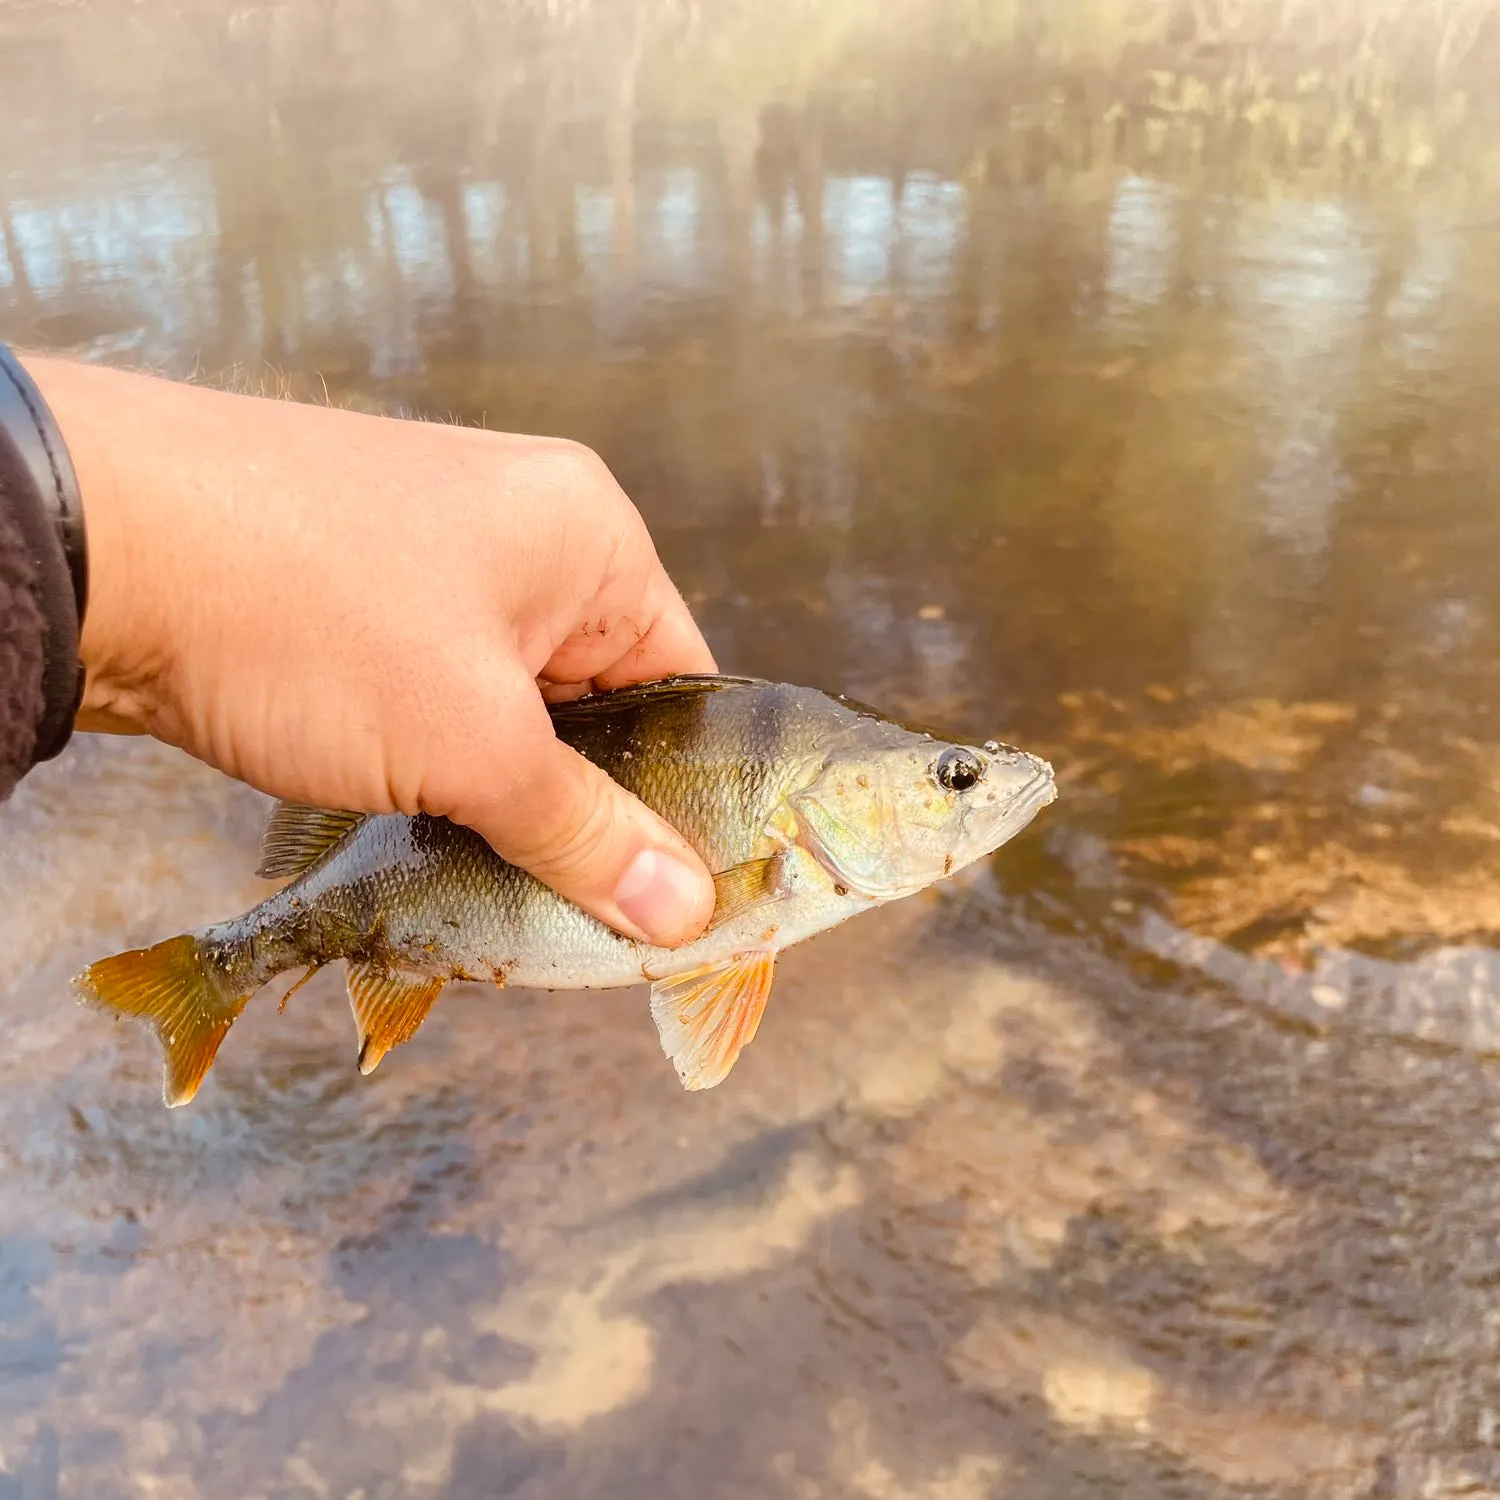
[1016,761,1058,811]
[978,759,1057,840]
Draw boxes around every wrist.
[18,355,172,738]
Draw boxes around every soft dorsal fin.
[256,802,367,880]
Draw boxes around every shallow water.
[4,2,1500,1495]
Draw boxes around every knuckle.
[529,437,616,504]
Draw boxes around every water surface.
[4,3,1500,1495]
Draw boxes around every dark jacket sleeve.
[0,496,47,800]
[0,345,86,801]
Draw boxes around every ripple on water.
[1135,908,1500,1058]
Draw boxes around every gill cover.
[788,762,930,903]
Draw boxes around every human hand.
[24,356,718,947]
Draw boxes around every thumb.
[434,676,717,949]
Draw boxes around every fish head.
[788,732,1057,903]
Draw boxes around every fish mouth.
[1016,758,1058,813]
[977,755,1057,847]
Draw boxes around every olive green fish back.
[546,675,900,871]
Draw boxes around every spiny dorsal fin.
[256,803,367,880]
[345,962,446,1076]
[649,948,776,1091]
[707,855,783,933]
[546,673,765,728]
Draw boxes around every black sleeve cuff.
[0,341,88,767]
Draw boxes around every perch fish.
[74,674,1057,1106]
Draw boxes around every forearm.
[21,353,216,740]
[0,348,279,790]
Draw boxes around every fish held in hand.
[73,675,1057,1107]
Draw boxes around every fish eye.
[934,747,984,793]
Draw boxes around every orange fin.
[346,963,445,1076]
[257,803,366,880]
[707,855,782,933]
[73,934,248,1108]
[649,949,776,1091]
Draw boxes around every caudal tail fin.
[73,935,250,1107]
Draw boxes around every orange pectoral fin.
[705,854,783,934]
[648,949,776,1091]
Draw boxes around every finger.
[437,670,716,948]
[593,580,718,689]
[536,678,599,705]
[541,574,716,691]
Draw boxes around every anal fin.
[257,803,367,880]
[707,855,782,933]
[346,963,445,1075]
[649,949,776,1091]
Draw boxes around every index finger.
[600,577,718,688]
[541,576,715,698]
